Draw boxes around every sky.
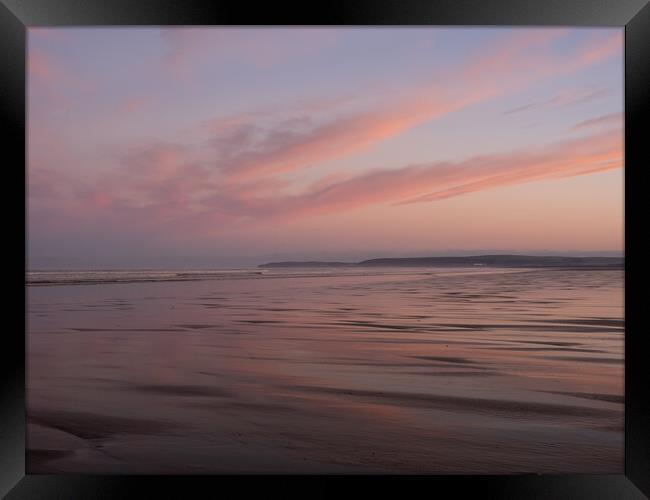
[27,27,624,269]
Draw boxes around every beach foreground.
[27,267,623,473]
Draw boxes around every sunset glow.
[27,28,623,268]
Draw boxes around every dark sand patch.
[410,355,478,365]
[509,340,584,347]
[541,391,624,404]
[401,370,503,377]
[597,424,625,433]
[53,376,125,385]
[538,356,623,364]
[69,327,183,332]
[328,339,493,346]
[191,400,296,414]
[337,321,415,331]
[128,384,232,398]
[239,319,285,324]
[175,324,215,329]
[196,371,226,377]
[28,409,179,441]
[285,385,621,419]
[274,336,498,347]
[220,354,476,369]
[190,344,237,349]
[258,307,306,312]
[204,330,249,336]
[433,323,622,333]
[482,347,603,353]
[534,318,624,328]
[27,449,74,466]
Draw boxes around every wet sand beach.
[26,267,624,474]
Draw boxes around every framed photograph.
[3,0,649,497]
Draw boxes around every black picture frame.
[3,0,649,497]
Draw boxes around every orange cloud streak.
[29,126,623,238]
[232,127,623,221]
[213,31,622,181]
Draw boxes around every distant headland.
[258,255,624,269]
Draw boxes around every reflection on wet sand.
[27,268,623,473]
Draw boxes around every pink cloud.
[108,127,624,219]
[202,30,622,181]
[27,29,624,242]
[214,108,453,181]
[202,127,622,223]
[27,122,623,243]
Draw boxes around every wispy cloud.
[239,128,623,220]
[201,31,622,181]
[27,28,624,254]
[34,124,622,234]
[504,87,612,115]
[572,112,623,131]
